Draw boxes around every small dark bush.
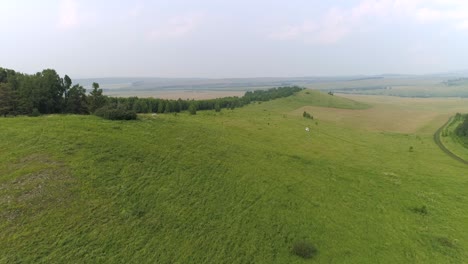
[94,106,137,120]
[29,108,41,117]
[303,111,313,119]
[436,237,456,248]
[409,146,414,152]
[292,240,317,259]
[188,103,197,115]
[412,205,428,215]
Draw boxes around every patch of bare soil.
[0,155,76,222]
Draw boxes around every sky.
[2,0,468,78]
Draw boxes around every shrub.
[188,103,197,115]
[436,237,456,248]
[303,111,313,119]
[94,106,137,120]
[292,240,317,259]
[412,205,428,215]
[29,108,41,117]
[214,102,221,112]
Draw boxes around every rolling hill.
[1,90,468,263]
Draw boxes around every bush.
[29,108,41,117]
[214,102,221,112]
[303,111,313,119]
[94,106,137,120]
[412,205,428,215]
[292,240,317,259]
[188,103,197,115]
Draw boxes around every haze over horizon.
[3,0,468,78]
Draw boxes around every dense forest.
[455,114,468,137]
[0,67,303,118]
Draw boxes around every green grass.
[1,90,468,263]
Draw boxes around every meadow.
[1,90,468,263]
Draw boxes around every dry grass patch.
[293,95,468,133]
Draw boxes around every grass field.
[1,90,468,263]
[310,77,468,98]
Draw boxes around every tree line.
[0,67,104,116]
[455,114,468,137]
[0,67,304,118]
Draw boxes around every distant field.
[331,94,468,133]
[105,90,245,99]
[311,77,468,97]
[1,90,468,263]
[77,74,468,99]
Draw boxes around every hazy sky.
[2,0,468,78]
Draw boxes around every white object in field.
[305,127,310,132]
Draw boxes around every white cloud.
[269,21,317,40]
[148,13,204,40]
[58,0,79,30]
[416,8,442,23]
[129,3,143,18]
[456,20,468,30]
[270,0,468,44]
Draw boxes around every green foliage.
[243,86,303,102]
[0,83,18,117]
[88,82,106,113]
[412,205,428,215]
[292,240,317,259]
[214,101,221,112]
[455,115,468,137]
[0,67,93,115]
[188,102,197,115]
[303,111,313,119]
[29,108,41,117]
[66,84,88,114]
[94,106,137,120]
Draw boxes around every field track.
[433,117,468,165]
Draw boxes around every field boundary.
[433,117,468,165]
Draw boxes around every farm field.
[82,75,468,99]
[1,90,468,263]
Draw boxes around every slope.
[0,90,467,263]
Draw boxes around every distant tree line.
[0,67,304,119]
[455,114,468,137]
[103,86,303,115]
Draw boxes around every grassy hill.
[1,90,468,263]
